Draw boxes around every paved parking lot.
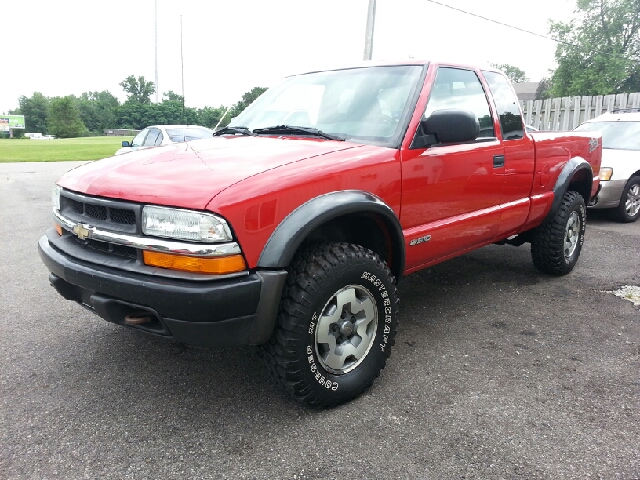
[1,162,638,479]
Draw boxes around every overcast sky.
[1,0,577,113]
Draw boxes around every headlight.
[142,206,233,243]
[52,185,61,212]
[599,168,613,181]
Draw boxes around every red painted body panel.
[520,131,602,231]
[54,61,602,277]
[57,136,361,210]
[400,139,504,270]
[209,144,402,268]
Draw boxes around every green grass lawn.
[0,136,128,162]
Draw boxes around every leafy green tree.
[163,91,184,103]
[16,92,50,133]
[48,96,87,138]
[76,91,120,133]
[219,86,268,127]
[490,63,530,83]
[119,75,156,104]
[535,77,553,100]
[197,106,227,128]
[232,87,267,115]
[116,101,152,130]
[548,0,640,96]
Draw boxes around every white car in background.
[115,125,213,155]
[574,109,640,222]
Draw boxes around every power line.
[423,0,575,47]
[424,0,638,63]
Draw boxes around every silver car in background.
[575,109,640,222]
[115,125,214,155]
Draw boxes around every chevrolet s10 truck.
[39,61,602,407]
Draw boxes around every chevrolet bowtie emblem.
[73,224,91,240]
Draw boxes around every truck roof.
[294,59,500,77]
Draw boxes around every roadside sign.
[0,115,26,131]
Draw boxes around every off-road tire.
[531,190,586,275]
[611,176,640,223]
[259,243,399,408]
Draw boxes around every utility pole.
[180,15,185,124]
[363,0,376,60]
[154,0,159,103]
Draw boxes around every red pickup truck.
[39,61,602,407]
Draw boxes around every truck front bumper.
[38,235,287,347]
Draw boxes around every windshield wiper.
[212,126,256,136]
[252,125,345,141]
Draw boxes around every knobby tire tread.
[531,190,584,275]
[258,243,398,408]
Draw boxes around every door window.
[424,67,495,139]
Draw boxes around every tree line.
[497,0,639,100]
[6,75,266,138]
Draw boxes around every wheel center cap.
[339,321,354,336]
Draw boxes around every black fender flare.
[543,157,593,223]
[257,190,405,280]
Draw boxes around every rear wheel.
[259,243,398,407]
[531,190,586,275]
[612,176,640,223]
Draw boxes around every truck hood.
[58,136,360,209]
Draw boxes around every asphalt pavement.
[1,162,638,479]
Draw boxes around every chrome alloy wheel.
[564,211,581,259]
[625,183,640,217]
[315,285,378,375]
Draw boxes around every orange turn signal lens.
[55,224,63,236]
[142,251,246,274]
[598,167,613,181]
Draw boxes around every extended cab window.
[424,67,495,139]
[482,71,524,140]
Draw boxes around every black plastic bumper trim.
[39,235,288,346]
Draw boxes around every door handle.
[493,155,505,168]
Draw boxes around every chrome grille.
[59,190,140,234]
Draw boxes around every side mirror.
[414,109,480,148]
[122,141,130,147]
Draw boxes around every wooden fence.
[520,92,640,131]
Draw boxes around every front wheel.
[259,243,399,407]
[531,190,586,275]
[612,176,640,223]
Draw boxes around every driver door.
[401,66,504,270]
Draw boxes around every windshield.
[230,65,424,146]
[575,121,640,151]
[166,127,213,142]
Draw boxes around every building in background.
[513,82,538,102]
